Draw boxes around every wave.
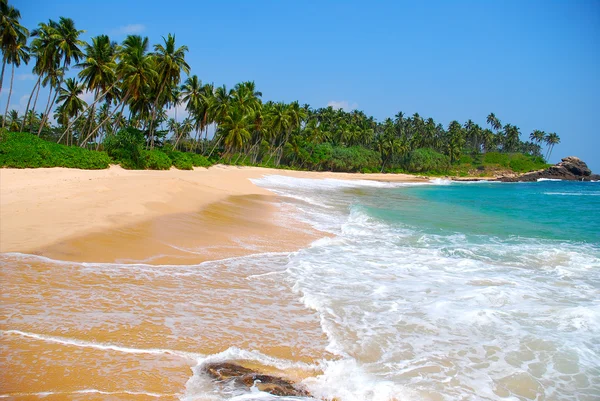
[544,192,600,196]
[1,329,199,360]
[0,389,178,399]
[537,178,563,182]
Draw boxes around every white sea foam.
[537,178,563,182]
[251,175,600,400]
[0,389,178,398]
[544,192,600,196]
[1,329,199,360]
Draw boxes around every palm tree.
[77,34,118,138]
[148,33,190,148]
[5,108,19,130]
[0,0,28,95]
[78,34,157,147]
[544,132,560,161]
[486,112,502,133]
[219,107,253,157]
[2,38,28,128]
[503,124,521,153]
[56,77,86,144]
[21,21,57,132]
[181,74,205,148]
[447,120,465,164]
[37,17,85,136]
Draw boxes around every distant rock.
[499,156,599,182]
[202,362,311,397]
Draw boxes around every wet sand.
[0,165,424,399]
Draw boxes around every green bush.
[104,127,146,169]
[508,153,548,173]
[458,155,474,164]
[143,149,172,170]
[327,146,381,172]
[483,151,548,173]
[483,152,510,167]
[169,151,194,170]
[402,148,450,173]
[190,153,212,167]
[0,131,110,169]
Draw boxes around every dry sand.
[0,165,425,262]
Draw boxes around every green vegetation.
[0,130,110,168]
[0,1,561,176]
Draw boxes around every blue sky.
[6,0,600,171]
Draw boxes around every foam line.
[1,330,199,360]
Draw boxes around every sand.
[0,165,425,262]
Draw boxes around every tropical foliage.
[0,1,561,175]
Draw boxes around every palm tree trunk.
[80,93,131,147]
[2,64,15,129]
[0,59,6,96]
[29,81,42,133]
[37,85,55,136]
[61,82,119,139]
[20,77,41,132]
[148,79,168,149]
[207,134,223,159]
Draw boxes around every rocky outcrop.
[202,362,311,397]
[499,157,599,182]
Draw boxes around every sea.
[1,177,599,401]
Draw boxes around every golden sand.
[0,165,424,399]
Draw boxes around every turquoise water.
[253,176,600,400]
[364,181,600,243]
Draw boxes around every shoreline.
[0,164,426,262]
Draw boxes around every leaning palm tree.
[56,77,86,144]
[147,33,190,148]
[486,112,502,133]
[0,0,28,95]
[2,38,28,128]
[77,34,118,138]
[78,34,157,147]
[37,17,85,136]
[545,132,560,161]
[220,107,253,157]
[20,21,58,132]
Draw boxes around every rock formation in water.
[499,156,600,182]
[202,362,311,397]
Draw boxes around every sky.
[5,0,600,171]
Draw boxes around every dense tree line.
[0,0,560,173]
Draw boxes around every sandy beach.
[0,164,425,262]
[0,165,426,399]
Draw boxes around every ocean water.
[1,178,599,401]
[247,177,600,401]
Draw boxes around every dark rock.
[202,362,311,397]
[499,156,596,182]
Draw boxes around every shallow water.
[1,178,599,400]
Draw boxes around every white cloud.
[110,24,145,36]
[16,73,37,81]
[327,100,358,112]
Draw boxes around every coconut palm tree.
[220,106,253,157]
[545,132,560,161]
[147,33,190,148]
[486,112,502,133]
[0,0,28,95]
[77,34,118,137]
[503,124,521,153]
[2,38,28,128]
[78,34,157,147]
[37,17,85,136]
[56,77,86,144]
